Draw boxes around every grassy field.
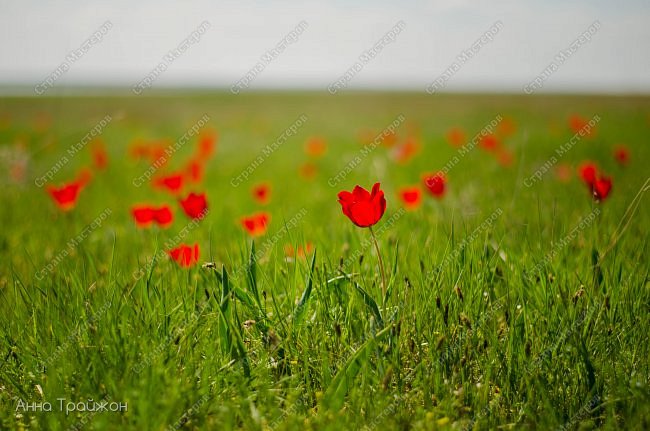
[0,92,649,430]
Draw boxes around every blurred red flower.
[577,161,612,201]
[398,186,422,210]
[167,243,200,268]
[129,139,169,164]
[153,173,184,194]
[197,131,217,159]
[613,145,630,166]
[285,242,314,259]
[593,176,612,201]
[91,140,108,170]
[75,168,93,189]
[337,182,386,228]
[479,134,501,152]
[391,136,420,164]
[131,206,155,227]
[128,140,150,160]
[578,161,598,186]
[153,205,174,227]
[422,172,446,198]
[179,192,208,220]
[568,114,596,137]
[496,117,517,138]
[305,137,327,158]
[149,142,169,165]
[569,114,588,134]
[381,130,398,147]
[131,205,174,228]
[252,183,271,205]
[555,163,572,182]
[299,162,318,179]
[496,149,514,167]
[241,212,270,237]
[184,159,204,183]
[47,182,81,211]
[446,127,466,147]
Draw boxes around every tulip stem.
[368,226,387,303]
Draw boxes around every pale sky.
[1,0,649,93]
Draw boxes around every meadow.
[0,92,648,430]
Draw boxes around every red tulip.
[496,117,516,138]
[568,114,588,134]
[338,183,389,298]
[153,205,174,227]
[91,140,108,170]
[129,140,150,160]
[75,167,93,189]
[381,130,398,147]
[252,183,271,205]
[446,127,466,147]
[184,159,204,183]
[179,192,208,220]
[298,242,314,258]
[593,176,612,201]
[555,163,572,182]
[149,142,169,165]
[391,137,420,165]
[240,212,270,237]
[167,243,200,268]
[47,182,81,211]
[153,173,184,194]
[569,114,597,137]
[577,161,612,201]
[131,206,155,227]
[197,131,217,159]
[422,172,446,199]
[397,186,422,210]
[131,205,174,228]
[284,242,314,260]
[299,162,318,179]
[479,134,501,152]
[496,149,514,167]
[128,139,168,163]
[305,137,327,158]
[613,145,630,166]
[337,182,386,228]
[578,161,598,186]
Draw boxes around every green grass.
[0,92,649,430]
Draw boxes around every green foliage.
[0,93,648,430]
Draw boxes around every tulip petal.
[352,185,370,200]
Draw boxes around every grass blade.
[322,323,393,409]
[354,282,384,329]
[293,250,317,327]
